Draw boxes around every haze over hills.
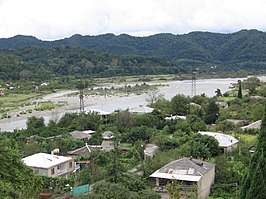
[0,29,266,80]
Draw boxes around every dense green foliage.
[2,77,266,198]
[1,29,266,81]
[0,137,43,198]
[0,45,180,81]
[240,104,266,199]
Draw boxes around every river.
[0,76,262,132]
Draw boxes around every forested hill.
[0,29,266,80]
[1,29,266,62]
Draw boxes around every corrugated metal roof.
[150,157,215,182]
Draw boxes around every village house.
[22,152,79,178]
[86,109,111,122]
[68,131,116,156]
[150,157,215,199]
[67,143,101,156]
[240,120,261,131]
[198,131,239,153]
[69,130,95,140]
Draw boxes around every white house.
[22,153,78,178]
[198,131,239,153]
[150,157,215,199]
[86,109,111,121]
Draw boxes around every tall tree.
[240,103,266,198]
[237,80,243,99]
[205,101,219,124]
[0,140,43,198]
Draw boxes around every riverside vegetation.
[1,30,266,198]
[0,77,266,198]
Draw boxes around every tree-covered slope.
[0,29,266,81]
[0,46,180,80]
[1,29,266,63]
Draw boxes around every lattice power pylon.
[79,89,84,112]
[191,64,196,97]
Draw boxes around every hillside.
[0,29,266,80]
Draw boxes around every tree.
[26,116,45,135]
[205,101,219,124]
[85,181,129,199]
[237,80,243,99]
[215,88,223,97]
[240,103,266,198]
[245,153,266,199]
[146,90,164,106]
[244,77,260,95]
[105,138,125,183]
[171,94,190,115]
[187,115,206,132]
[115,110,135,131]
[0,140,43,198]
[166,180,181,199]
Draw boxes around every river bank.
[1,76,265,132]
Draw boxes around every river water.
[0,76,262,132]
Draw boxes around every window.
[51,168,55,175]
[69,161,73,169]
[34,169,39,174]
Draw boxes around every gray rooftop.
[69,130,95,139]
[144,144,159,157]
[67,144,91,155]
[102,131,115,140]
[241,120,262,130]
[150,157,215,182]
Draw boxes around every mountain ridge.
[1,29,265,63]
[0,29,266,81]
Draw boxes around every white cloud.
[0,0,266,40]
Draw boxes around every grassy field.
[238,134,258,146]
[93,74,180,85]
[0,93,40,103]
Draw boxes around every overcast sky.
[0,0,265,40]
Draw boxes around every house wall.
[197,167,215,199]
[47,160,75,177]
[224,143,238,153]
[33,167,48,175]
